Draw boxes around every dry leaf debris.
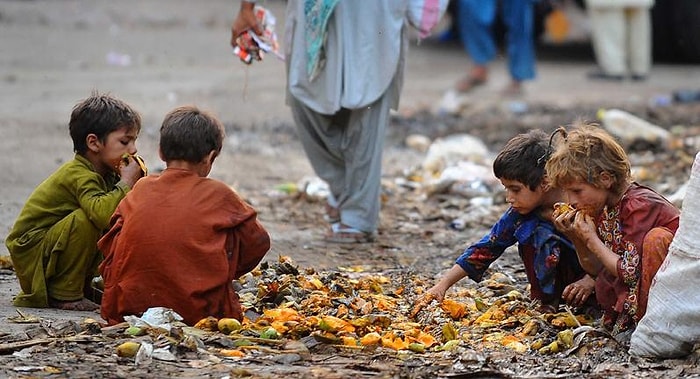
[160,255,608,360]
[0,255,613,366]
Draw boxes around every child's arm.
[568,235,604,276]
[424,211,519,301]
[74,173,131,231]
[553,207,605,276]
[412,211,517,318]
[229,216,271,279]
[570,212,618,276]
[427,264,468,302]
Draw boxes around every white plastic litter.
[298,176,330,200]
[405,134,432,153]
[123,307,184,332]
[421,133,491,175]
[597,108,670,148]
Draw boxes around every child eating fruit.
[6,91,144,311]
[547,122,680,336]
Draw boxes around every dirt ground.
[2,1,700,378]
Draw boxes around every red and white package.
[233,5,281,64]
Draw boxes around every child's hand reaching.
[412,266,469,319]
[409,281,449,319]
[562,274,595,307]
[410,292,438,319]
[410,286,446,319]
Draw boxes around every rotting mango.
[408,342,426,353]
[556,329,574,349]
[125,326,145,336]
[116,341,141,358]
[260,326,279,339]
[217,318,242,335]
[194,316,219,331]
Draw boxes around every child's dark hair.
[159,105,224,163]
[492,129,550,191]
[69,91,142,154]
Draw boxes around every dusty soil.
[2,1,700,378]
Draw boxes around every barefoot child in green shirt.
[6,91,144,311]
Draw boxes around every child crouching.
[98,105,271,325]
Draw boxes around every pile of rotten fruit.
[109,255,614,362]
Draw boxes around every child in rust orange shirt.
[98,105,270,325]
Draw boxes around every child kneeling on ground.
[416,129,596,315]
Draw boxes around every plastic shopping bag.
[407,0,449,39]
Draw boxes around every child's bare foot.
[49,298,100,311]
[501,81,523,97]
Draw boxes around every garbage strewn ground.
[3,1,700,377]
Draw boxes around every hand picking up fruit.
[410,292,438,319]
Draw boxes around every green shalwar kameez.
[5,154,130,307]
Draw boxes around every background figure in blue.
[455,0,537,96]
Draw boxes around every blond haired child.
[417,130,595,315]
[547,122,680,336]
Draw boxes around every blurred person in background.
[231,0,445,243]
[453,0,539,96]
[585,0,654,81]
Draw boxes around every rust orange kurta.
[98,168,270,325]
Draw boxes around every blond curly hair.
[545,121,631,197]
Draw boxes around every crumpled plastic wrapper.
[233,5,281,64]
[123,307,184,332]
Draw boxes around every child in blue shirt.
[423,130,595,312]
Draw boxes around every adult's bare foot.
[456,66,488,93]
[49,298,100,311]
[455,75,487,93]
[501,81,523,97]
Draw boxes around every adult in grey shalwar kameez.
[232,0,446,241]
[284,0,408,238]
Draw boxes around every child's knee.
[643,227,674,257]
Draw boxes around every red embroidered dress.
[594,183,679,333]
